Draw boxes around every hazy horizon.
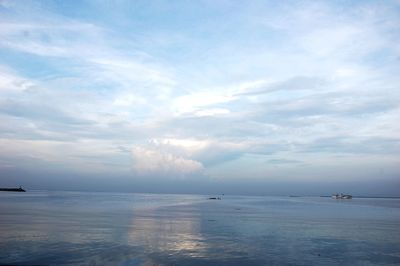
[1,1,399,196]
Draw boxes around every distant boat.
[0,186,26,192]
[332,193,352,199]
[208,197,221,200]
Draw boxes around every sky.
[0,0,399,196]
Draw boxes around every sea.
[0,191,399,266]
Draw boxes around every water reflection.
[128,208,207,258]
[0,192,400,265]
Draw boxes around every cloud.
[172,91,234,115]
[131,146,204,178]
[146,137,252,168]
[0,67,35,92]
[236,76,326,96]
[301,136,400,155]
[266,158,303,165]
[0,1,399,193]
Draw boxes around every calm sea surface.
[0,191,399,265]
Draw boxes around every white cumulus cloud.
[131,146,204,178]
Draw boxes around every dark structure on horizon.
[0,186,26,192]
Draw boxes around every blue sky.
[0,0,399,195]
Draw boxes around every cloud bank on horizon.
[0,0,399,194]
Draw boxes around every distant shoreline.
[0,188,398,198]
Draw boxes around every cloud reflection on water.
[127,206,208,259]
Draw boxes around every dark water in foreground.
[0,191,399,266]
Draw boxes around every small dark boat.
[332,193,352,199]
[0,186,26,192]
